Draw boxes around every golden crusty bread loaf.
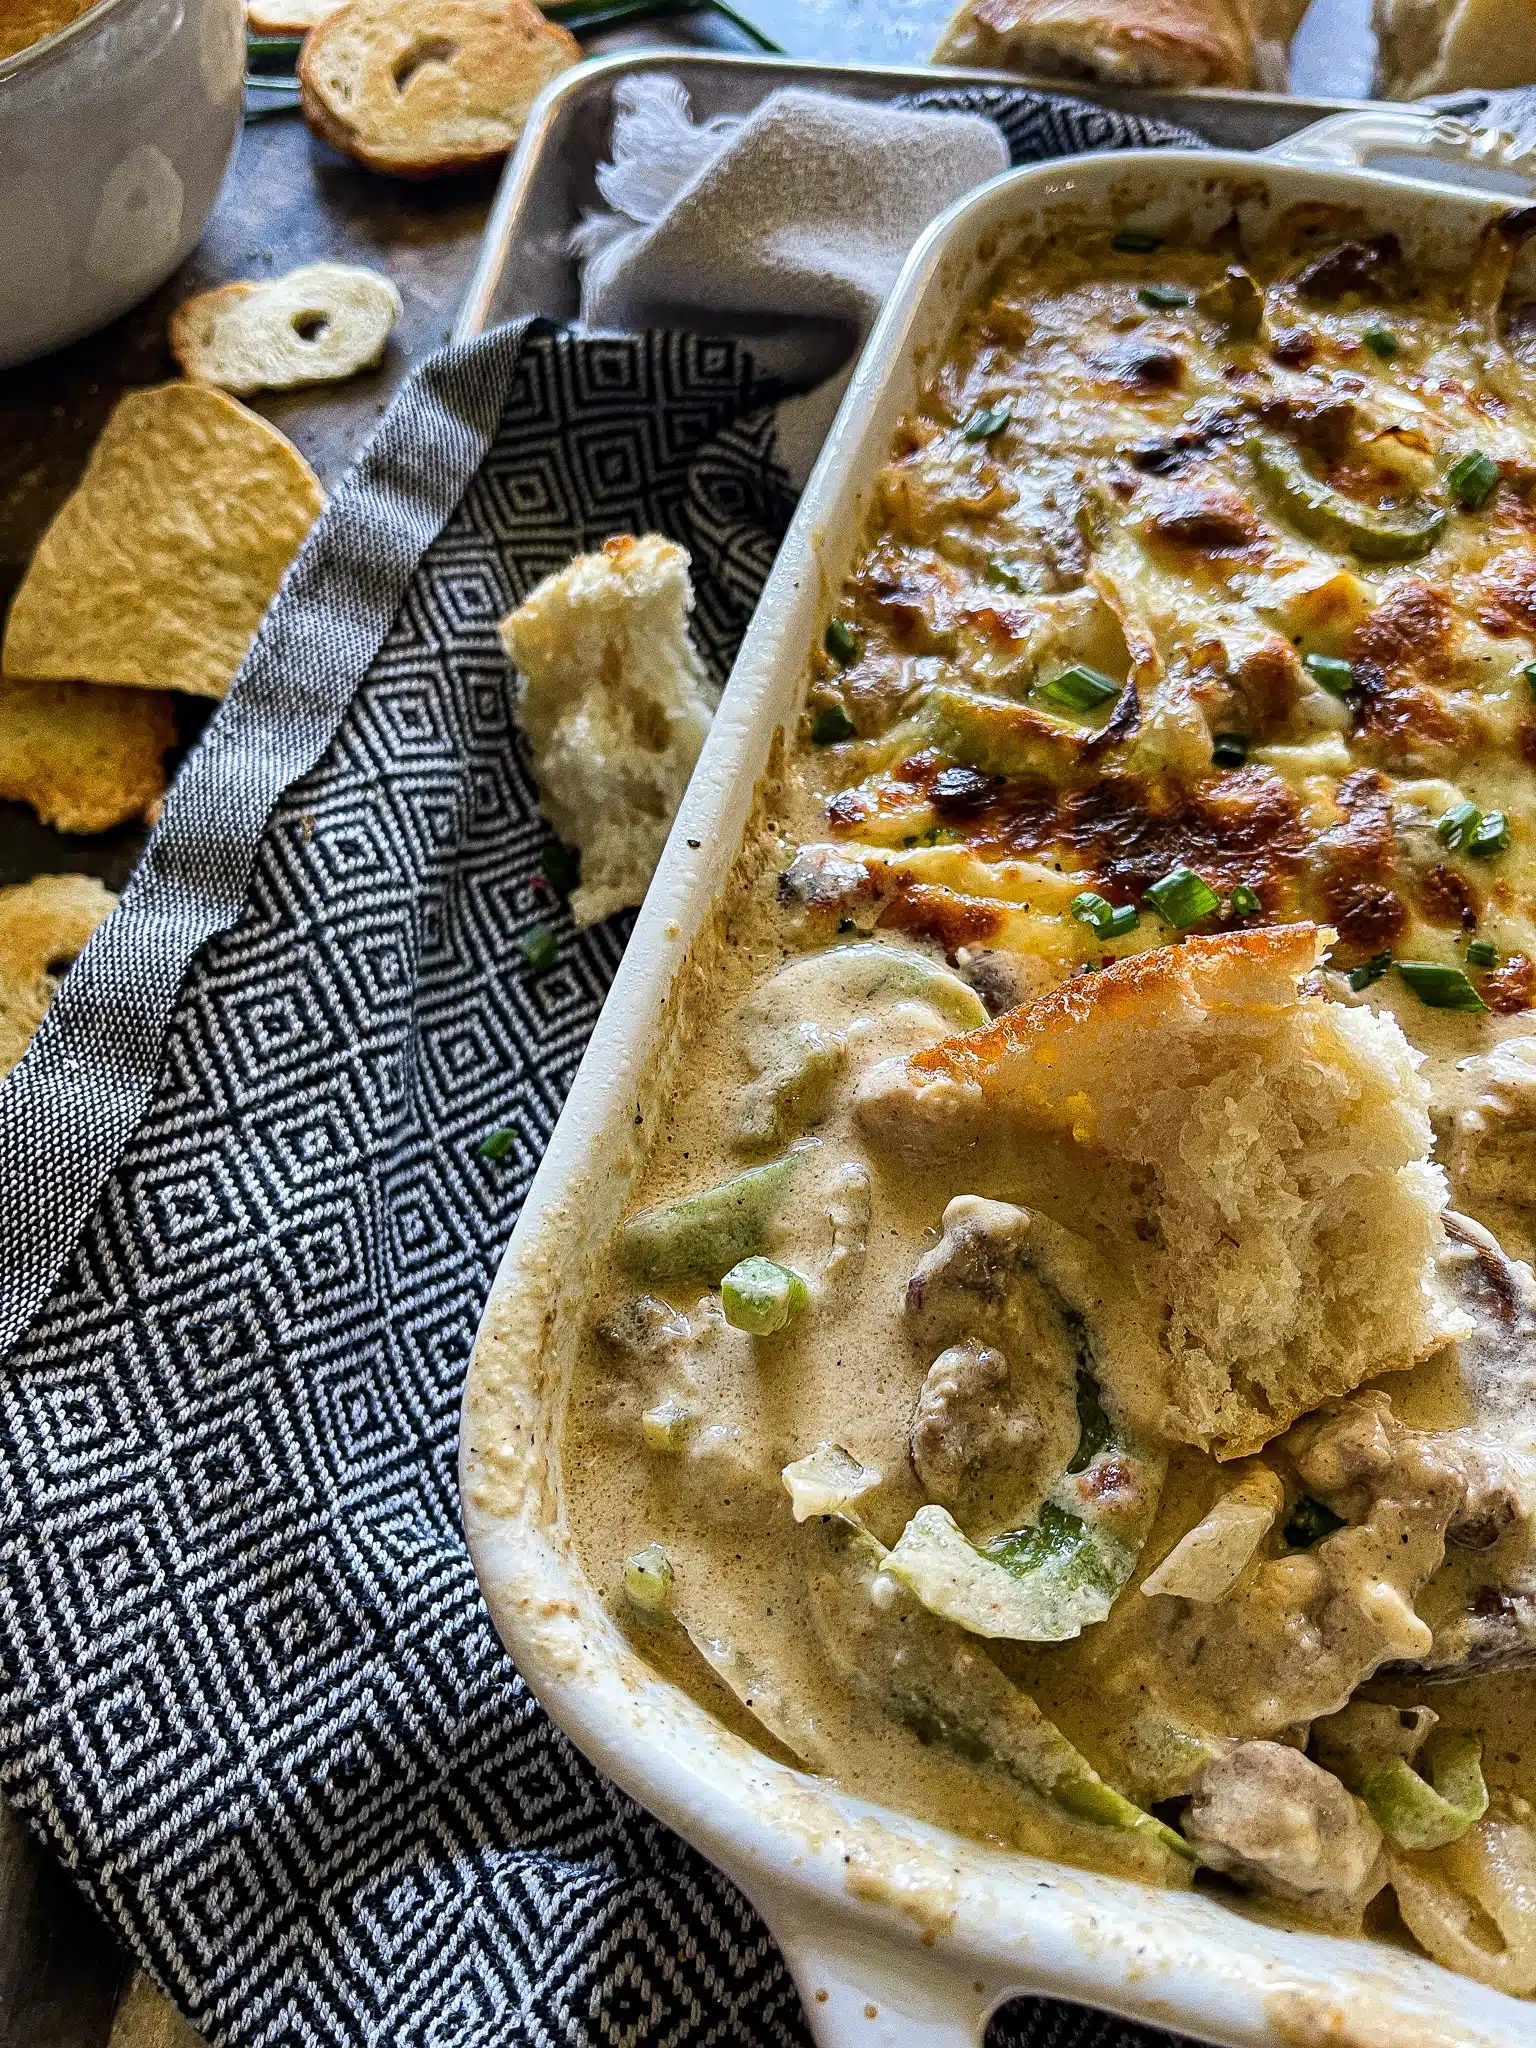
[298,0,578,180]
[932,0,1263,88]
[855,924,1467,1457]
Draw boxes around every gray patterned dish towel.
[0,89,1210,2048]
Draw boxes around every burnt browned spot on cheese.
[878,883,1003,956]
[1295,233,1401,302]
[1484,952,1536,1014]
[1061,768,1307,902]
[1349,661,1463,763]
[1309,768,1406,959]
[1417,863,1481,929]
[929,766,998,815]
[1097,339,1183,390]
[1269,327,1317,367]
[1476,549,1536,636]
[1350,578,1455,680]
[1142,479,1261,552]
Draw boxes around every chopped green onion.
[962,400,1013,442]
[1037,665,1121,713]
[1363,322,1399,359]
[521,922,558,973]
[721,1256,809,1337]
[824,617,859,665]
[1348,950,1393,992]
[1467,938,1499,968]
[1283,1495,1345,1549]
[1397,960,1489,1012]
[1470,810,1511,858]
[1448,449,1501,510]
[1436,799,1481,850]
[1112,229,1162,253]
[1071,891,1137,940]
[1303,651,1355,697]
[1143,867,1221,929]
[477,1127,517,1161]
[540,841,579,894]
[810,702,855,745]
[1138,284,1191,311]
[623,1544,674,1617]
[1364,1732,1488,1852]
[1212,732,1248,769]
[1229,883,1262,916]
[1523,660,1536,699]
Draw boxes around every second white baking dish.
[460,110,1536,2048]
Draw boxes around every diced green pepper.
[810,702,855,745]
[824,617,859,666]
[721,1256,808,1336]
[962,400,1012,442]
[641,1397,692,1454]
[1363,322,1399,359]
[1467,939,1499,969]
[1523,660,1536,699]
[1139,284,1190,311]
[1447,450,1500,510]
[1364,1732,1488,1851]
[616,1153,800,1282]
[624,1544,674,1617]
[1249,432,1447,562]
[521,922,558,972]
[477,1127,517,1161]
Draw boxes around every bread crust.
[1373,0,1536,97]
[933,0,1260,88]
[298,0,579,180]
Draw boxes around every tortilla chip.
[1,382,324,701]
[0,676,176,834]
[0,873,116,1078]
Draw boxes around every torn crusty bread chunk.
[1,383,322,701]
[0,874,116,1079]
[855,925,1467,1457]
[499,534,716,928]
[247,0,340,29]
[171,262,402,395]
[932,0,1266,88]
[298,0,579,179]
[0,677,175,834]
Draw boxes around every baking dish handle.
[1264,110,1536,198]
[765,1902,1007,2047]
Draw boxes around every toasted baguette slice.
[298,0,578,179]
[499,535,716,929]
[0,874,116,1078]
[171,263,402,395]
[933,0,1260,87]
[856,925,1467,1456]
[0,677,175,834]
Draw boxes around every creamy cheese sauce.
[565,214,1536,1983]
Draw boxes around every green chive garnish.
[1349,950,1393,992]
[1363,323,1399,359]
[1448,449,1500,510]
[521,923,558,973]
[1467,938,1499,968]
[478,1127,517,1160]
[1037,665,1120,713]
[1071,891,1137,940]
[1523,660,1536,699]
[824,617,858,665]
[1138,285,1190,311]
[1284,1495,1346,1550]
[1143,867,1220,929]
[1470,810,1510,858]
[1212,732,1247,768]
[541,842,579,894]
[1397,961,1488,1012]
[1112,229,1162,253]
[1229,883,1262,915]
[1303,651,1355,697]
[962,400,1013,442]
[810,702,855,745]
[1436,800,1481,851]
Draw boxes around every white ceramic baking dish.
[460,110,1536,2048]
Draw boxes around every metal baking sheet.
[455,47,1383,340]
